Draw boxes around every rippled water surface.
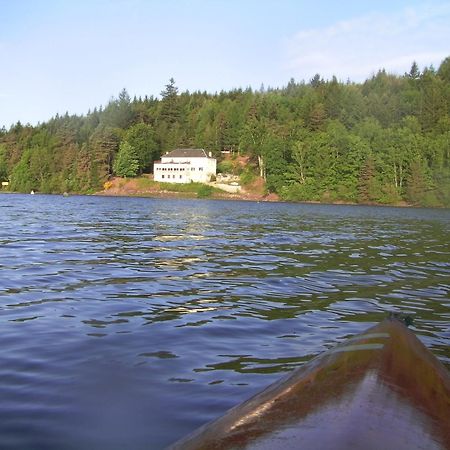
[0,194,449,449]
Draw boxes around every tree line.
[0,58,449,207]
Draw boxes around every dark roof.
[165,148,209,158]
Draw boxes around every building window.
[199,167,203,171]
[162,174,165,179]
[179,175,182,179]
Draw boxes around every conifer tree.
[160,78,180,124]
[358,156,377,203]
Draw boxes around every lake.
[0,194,449,449]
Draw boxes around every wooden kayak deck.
[168,318,450,449]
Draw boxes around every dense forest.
[1,57,449,207]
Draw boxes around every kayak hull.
[168,318,450,449]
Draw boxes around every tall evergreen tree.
[358,156,377,203]
[160,78,180,124]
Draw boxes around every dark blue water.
[0,194,449,449]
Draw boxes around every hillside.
[1,59,450,207]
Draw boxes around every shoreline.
[94,177,417,208]
[95,188,280,202]
[1,186,443,210]
[94,190,423,208]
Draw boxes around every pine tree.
[160,78,180,124]
[358,156,377,203]
[437,57,450,82]
[406,159,428,205]
[408,61,420,80]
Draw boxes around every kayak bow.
[168,318,450,449]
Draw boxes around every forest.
[0,57,449,207]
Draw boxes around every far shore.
[95,176,421,208]
[1,176,441,209]
[94,190,420,208]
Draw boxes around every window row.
[161,174,183,179]
[156,167,186,171]
[155,166,204,172]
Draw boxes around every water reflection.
[0,195,449,449]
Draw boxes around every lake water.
[0,194,449,449]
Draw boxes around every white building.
[153,148,217,184]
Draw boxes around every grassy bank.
[101,176,248,200]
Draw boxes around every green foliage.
[135,176,157,189]
[280,181,320,202]
[159,182,201,193]
[196,184,214,198]
[433,168,450,206]
[113,142,139,177]
[10,149,35,192]
[0,144,8,181]
[159,181,218,198]
[259,130,291,193]
[438,57,450,83]
[1,57,449,207]
[240,167,256,186]
[124,123,159,173]
[217,160,234,173]
[358,156,378,203]
[159,79,179,126]
[102,89,135,129]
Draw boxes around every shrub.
[240,168,256,186]
[217,160,234,174]
[197,185,213,198]
[103,181,113,190]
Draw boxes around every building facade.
[153,148,217,184]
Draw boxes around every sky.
[0,0,449,128]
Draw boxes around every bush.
[103,180,113,190]
[159,182,217,197]
[280,182,319,201]
[197,184,213,198]
[160,182,202,193]
[217,160,234,174]
[378,183,402,204]
[240,168,256,186]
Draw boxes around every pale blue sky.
[1,0,449,128]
